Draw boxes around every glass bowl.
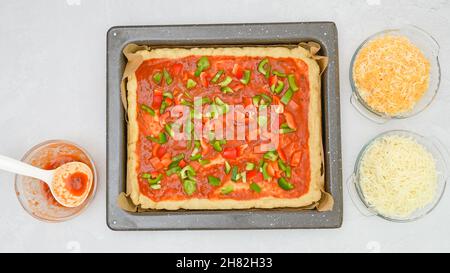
[347,130,448,222]
[14,140,97,222]
[350,25,441,123]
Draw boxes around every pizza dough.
[124,46,324,210]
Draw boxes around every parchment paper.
[118,42,333,212]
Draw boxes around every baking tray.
[107,22,342,230]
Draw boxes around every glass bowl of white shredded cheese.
[348,130,448,222]
[350,25,441,123]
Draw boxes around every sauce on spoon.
[50,162,93,207]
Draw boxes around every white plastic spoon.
[0,154,93,207]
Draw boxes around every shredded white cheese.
[359,135,437,219]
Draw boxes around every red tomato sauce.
[64,172,88,196]
[135,55,311,201]
[42,154,91,206]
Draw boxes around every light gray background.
[0,0,449,253]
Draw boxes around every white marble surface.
[0,0,449,253]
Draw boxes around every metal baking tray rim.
[107,22,342,230]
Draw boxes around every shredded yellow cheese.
[353,35,430,116]
[359,135,437,219]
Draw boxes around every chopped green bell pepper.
[207,176,221,186]
[280,88,294,105]
[257,58,270,78]
[183,179,197,195]
[240,70,251,85]
[278,177,294,190]
[263,150,278,161]
[211,70,224,83]
[147,132,168,144]
[287,74,299,91]
[186,79,197,89]
[250,182,261,193]
[194,56,210,77]
[221,185,233,195]
[152,72,162,84]
[163,68,173,85]
[141,104,155,116]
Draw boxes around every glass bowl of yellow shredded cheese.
[350,26,441,123]
[348,130,448,222]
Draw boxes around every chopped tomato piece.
[232,64,243,79]
[164,97,173,105]
[246,170,259,180]
[290,151,302,167]
[200,72,209,87]
[275,171,282,179]
[272,95,281,105]
[152,89,163,109]
[178,159,187,168]
[288,99,300,111]
[268,161,281,178]
[160,153,172,168]
[249,171,263,182]
[141,114,163,137]
[284,112,297,129]
[222,147,238,160]
[149,157,164,170]
[277,147,287,162]
[152,96,162,109]
[152,143,161,158]
[182,73,189,81]
[269,75,278,87]
[243,97,252,107]
[172,63,183,75]
[267,162,276,177]
[156,146,167,159]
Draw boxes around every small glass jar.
[347,130,448,222]
[350,25,441,123]
[14,140,97,222]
